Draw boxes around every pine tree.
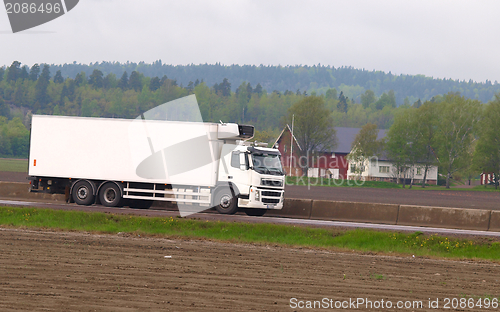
[75,72,85,86]
[160,75,168,86]
[6,61,21,82]
[118,71,129,90]
[129,71,142,91]
[88,69,103,89]
[29,64,40,81]
[149,76,160,91]
[337,91,348,113]
[34,65,51,111]
[20,66,29,80]
[53,70,64,84]
[254,83,263,95]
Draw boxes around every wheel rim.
[77,186,89,200]
[219,194,232,209]
[103,188,116,204]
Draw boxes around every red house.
[274,126,362,179]
[481,172,497,185]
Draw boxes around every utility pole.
[289,114,294,177]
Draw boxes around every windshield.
[251,153,284,176]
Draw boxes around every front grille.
[262,191,281,197]
[262,198,280,204]
[261,179,283,187]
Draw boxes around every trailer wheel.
[243,209,267,217]
[72,180,95,206]
[214,188,238,214]
[99,183,122,207]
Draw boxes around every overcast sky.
[1,0,499,82]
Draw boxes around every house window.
[416,168,422,175]
[351,164,365,172]
[379,166,390,173]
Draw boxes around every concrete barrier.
[265,198,313,219]
[488,211,500,232]
[310,200,399,224]
[0,182,66,202]
[397,205,491,231]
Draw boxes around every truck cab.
[216,143,285,215]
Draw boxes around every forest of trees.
[0,60,498,162]
[49,62,500,104]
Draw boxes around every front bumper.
[238,186,284,209]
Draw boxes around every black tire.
[214,188,238,214]
[243,209,267,217]
[127,199,153,209]
[99,182,122,207]
[72,180,95,206]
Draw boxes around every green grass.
[407,184,500,192]
[0,158,28,172]
[1,206,500,261]
[472,185,500,191]
[286,176,401,188]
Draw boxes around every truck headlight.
[255,190,260,201]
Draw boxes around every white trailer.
[28,115,285,216]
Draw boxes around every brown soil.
[0,171,27,183]
[0,228,498,311]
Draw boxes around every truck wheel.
[99,183,122,207]
[72,180,95,206]
[214,189,238,214]
[243,209,267,217]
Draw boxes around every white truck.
[28,115,285,216]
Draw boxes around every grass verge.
[286,177,401,189]
[0,158,28,172]
[1,206,500,261]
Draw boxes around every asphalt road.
[1,199,499,238]
[285,184,500,210]
[2,171,499,210]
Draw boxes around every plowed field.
[0,228,498,311]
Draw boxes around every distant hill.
[49,62,500,104]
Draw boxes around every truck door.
[227,150,251,194]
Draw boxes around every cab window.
[231,152,240,168]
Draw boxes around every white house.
[345,128,439,185]
[347,157,438,185]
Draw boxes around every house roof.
[274,125,386,154]
[335,127,387,154]
[274,124,302,151]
